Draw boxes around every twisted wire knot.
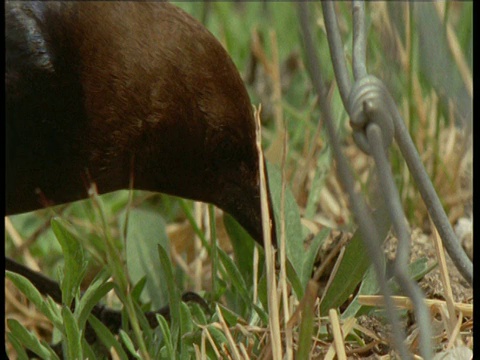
[348,75,394,154]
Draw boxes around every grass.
[5,2,473,359]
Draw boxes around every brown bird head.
[6,2,271,245]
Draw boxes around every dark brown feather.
[6,2,268,243]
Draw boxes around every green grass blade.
[88,315,129,360]
[62,306,82,360]
[301,228,330,288]
[266,162,306,285]
[6,332,30,360]
[180,302,194,336]
[7,319,59,360]
[156,314,174,359]
[76,281,114,330]
[217,247,250,305]
[119,330,142,360]
[123,208,170,308]
[51,218,88,307]
[223,214,256,285]
[6,271,62,328]
[320,208,390,314]
[81,337,98,360]
[157,244,181,352]
[296,281,318,360]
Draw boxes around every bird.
[6,1,273,245]
[6,2,277,355]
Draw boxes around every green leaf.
[7,319,58,360]
[6,271,46,310]
[157,244,181,352]
[252,303,269,325]
[343,257,435,319]
[156,314,174,359]
[216,304,243,327]
[81,338,98,360]
[88,315,129,360]
[266,162,306,286]
[180,302,194,336]
[132,300,154,345]
[208,205,219,296]
[320,208,390,315]
[51,218,88,307]
[388,257,436,295]
[286,258,305,298]
[341,265,379,319]
[217,247,250,305]
[320,235,370,315]
[44,297,64,329]
[62,306,82,360]
[301,228,330,288]
[6,271,62,328]
[206,324,228,346]
[6,332,30,360]
[179,199,211,251]
[405,257,434,281]
[255,270,268,316]
[122,208,170,309]
[223,214,256,285]
[110,284,154,347]
[296,282,318,360]
[131,276,148,302]
[189,303,208,325]
[76,280,115,331]
[119,330,142,360]
[81,336,98,360]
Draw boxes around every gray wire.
[322,1,351,108]
[300,2,472,358]
[324,0,473,286]
[298,3,412,358]
[389,96,473,285]
[367,124,433,360]
[352,1,368,80]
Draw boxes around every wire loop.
[348,75,394,154]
